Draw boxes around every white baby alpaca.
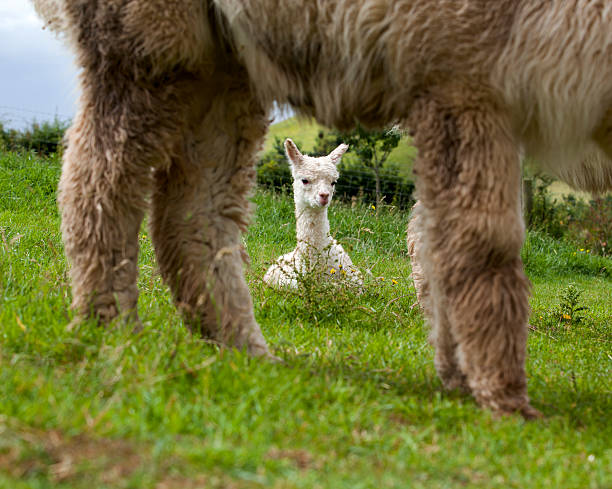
[264,139,363,289]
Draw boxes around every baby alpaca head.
[284,138,348,209]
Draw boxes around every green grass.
[0,151,610,489]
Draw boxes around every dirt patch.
[0,423,142,484]
[0,422,274,488]
[0,421,301,487]
[155,474,266,489]
[266,447,319,470]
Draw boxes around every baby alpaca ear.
[329,143,348,165]
[284,138,304,167]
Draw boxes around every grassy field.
[0,151,610,489]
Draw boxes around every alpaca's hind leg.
[407,202,467,390]
[150,85,271,356]
[408,90,539,418]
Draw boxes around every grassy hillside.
[265,117,417,177]
[0,151,611,488]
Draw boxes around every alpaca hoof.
[439,372,470,393]
[436,364,469,392]
[65,311,102,331]
[245,336,274,358]
[491,404,543,420]
[118,308,142,333]
[517,404,543,420]
[247,342,283,363]
[66,307,142,333]
[263,351,284,364]
[65,316,82,332]
[228,326,276,360]
[96,303,120,323]
[474,388,542,420]
[129,316,144,334]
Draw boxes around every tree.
[338,124,401,214]
[311,130,343,157]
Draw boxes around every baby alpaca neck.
[295,205,331,250]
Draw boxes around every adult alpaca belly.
[34,0,216,73]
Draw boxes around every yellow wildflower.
[563,314,571,320]
[371,205,376,210]
[391,279,398,285]
[330,268,336,274]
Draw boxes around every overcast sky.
[0,2,292,130]
[0,1,78,129]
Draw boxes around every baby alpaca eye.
[331,181,337,186]
[302,179,309,185]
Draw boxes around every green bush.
[1,118,69,156]
[562,194,611,257]
[527,177,612,257]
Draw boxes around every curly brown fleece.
[33,0,612,417]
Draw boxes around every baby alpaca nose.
[319,192,329,204]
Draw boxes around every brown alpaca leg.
[408,90,540,418]
[407,202,467,390]
[60,95,154,327]
[150,85,272,357]
[59,45,196,327]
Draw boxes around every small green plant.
[557,283,588,326]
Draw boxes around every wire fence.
[256,159,415,209]
[0,106,72,130]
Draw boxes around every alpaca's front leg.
[407,89,540,418]
[150,83,272,356]
[59,76,170,326]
